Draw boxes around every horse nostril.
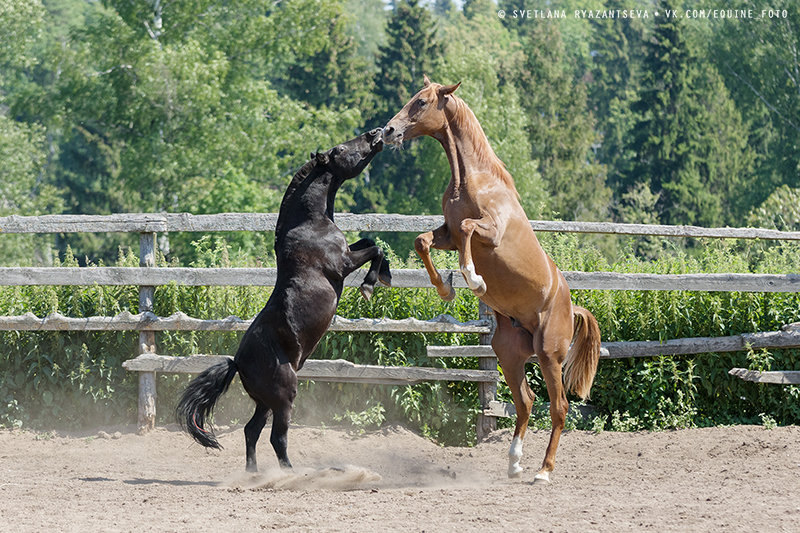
[383,125,395,137]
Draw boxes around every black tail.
[176,358,238,449]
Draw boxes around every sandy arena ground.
[1,423,799,532]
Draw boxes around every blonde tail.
[563,305,601,400]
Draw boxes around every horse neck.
[277,167,335,234]
[435,98,513,199]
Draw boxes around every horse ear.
[310,152,316,160]
[438,81,461,97]
[423,74,432,87]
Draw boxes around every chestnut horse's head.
[382,75,461,146]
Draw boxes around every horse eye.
[418,99,427,108]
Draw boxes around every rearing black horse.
[177,129,388,472]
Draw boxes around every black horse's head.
[311,128,383,180]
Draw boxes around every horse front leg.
[345,239,391,300]
[414,224,457,301]
[458,215,503,297]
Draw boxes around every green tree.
[711,0,800,214]
[357,0,445,215]
[586,0,648,193]
[625,1,754,226]
[343,0,387,64]
[0,0,62,264]
[502,4,611,221]
[372,0,443,125]
[282,7,376,113]
[9,0,361,262]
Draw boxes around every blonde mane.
[448,95,518,195]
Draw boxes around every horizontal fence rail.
[122,355,501,385]
[1,267,798,292]
[0,311,491,334]
[2,212,799,434]
[428,322,800,360]
[3,212,800,240]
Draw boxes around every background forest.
[1,1,800,439]
[2,0,799,264]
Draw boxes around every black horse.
[177,129,388,472]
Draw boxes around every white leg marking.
[508,436,523,478]
[461,262,487,296]
[534,471,550,484]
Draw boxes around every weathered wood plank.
[0,311,490,333]
[2,267,799,292]
[728,368,800,385]
[3,212,800,240]
[484,400,517,418]
[121,354,500,384]
[427,345,498,358]
[428,324,800,360]
[329,314,490,333]
[483,400,597,419]
[0,213,170,233]
[563,272,800,292]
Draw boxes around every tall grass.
[1,235,798,443]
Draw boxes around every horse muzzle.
[381,124,404,147]
[367,128,384,149]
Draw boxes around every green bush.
[1,235,799,444]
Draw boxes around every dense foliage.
[1,238,798,443]
[1,1,800,439]
[3,1,800,263]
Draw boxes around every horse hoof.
[472,281,487,298]
[439,284,456,301]
[360,285,374,301]
[379,273,392,287]
[534,472,550,484]
[508,465,524,478]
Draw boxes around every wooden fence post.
[476,300,497,441]
[137,232,157,433]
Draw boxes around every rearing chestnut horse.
[383,77,601,483]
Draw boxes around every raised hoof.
[471,281,487,298]
[379,273,392,287]
[533,471,551,484]
[508,465,524,478]
[360,284,374,301]
[460,265,487,297]
[439,284,456,302]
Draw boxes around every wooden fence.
[1,213,799,436]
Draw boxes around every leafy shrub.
[1,235,799,444]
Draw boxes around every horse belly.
[471,234,558,320]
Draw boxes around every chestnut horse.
[383,77,601,483]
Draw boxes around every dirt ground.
[1,423,799,532]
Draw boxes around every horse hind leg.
[270,402,293,469]
[535,354,569,484]
[492,314,535,478]
[244,404,269,473]
[533,314,573,484]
